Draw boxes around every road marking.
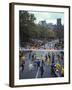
[35,67,40,78]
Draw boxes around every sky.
[29,11,64,25]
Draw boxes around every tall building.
[57,18,61,26]
[39,20,47,27]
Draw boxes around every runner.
[51,53,56,76]
[37,59,40,69]
[32,54,35,61]
[45,54,48,62]
[21,60,25,72]
[47,55,51,65]
[40,60,44,78]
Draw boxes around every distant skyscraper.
[57,18,61,26]
[39,20,47,27]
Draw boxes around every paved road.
[19,51,63,79]
[19,61,51,79]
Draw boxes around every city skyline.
[29,11,64,25]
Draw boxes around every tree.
[19,11,36,46]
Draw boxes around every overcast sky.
[29,11,64,25]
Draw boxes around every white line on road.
[35,67,40,78]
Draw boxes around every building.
[39,20,47,27]
[57,18,61,26]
